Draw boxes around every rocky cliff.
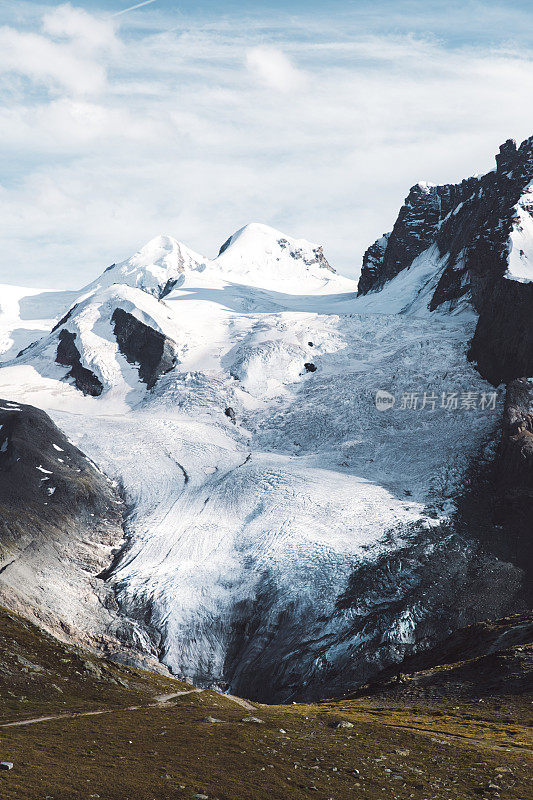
[359,136,533,386]
[357,136,533,636]
[356,612,533,699]
[0,399,158,667]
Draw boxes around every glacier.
[0,220,522,701]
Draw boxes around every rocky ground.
[0,605,531,800]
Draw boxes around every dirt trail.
[0,688,201,728]
[223,693,256,711]
[153,689,202,703]
[0,687,256,729]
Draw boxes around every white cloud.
[0,4,118,96]
[245,46,307,92]
[42,3,118,53]
[0,4,533,288]
[0,26,107,95]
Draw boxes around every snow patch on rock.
[505,186,533,284]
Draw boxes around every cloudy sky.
[2,1,533,288]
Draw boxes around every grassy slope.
[0,607,189,722]
[0,607,531,800]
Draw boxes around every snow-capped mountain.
[83,235,206,300]
[0,146,530,701]
[8,224,351,401]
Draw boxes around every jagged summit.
[357,134,533,385]
[358,135,533,300]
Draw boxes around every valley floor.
[1,606,531,800]
[1,690,531,800]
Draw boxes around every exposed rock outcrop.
[468,278,533,385]
[490,378,533,583]
[0,400,157,666]
[358,179,480,297]
[358,136,533,387]
[355,612,533,699]
[496,378,533,489]
[357,233,389,295]
[55,329,103,396]
[111,308,179,389]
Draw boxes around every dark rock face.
[358,180,478,295]
[468,278,533,385]
[55,329,103,396]
[0,400,116,546]
[357,612,533,699]
[497,378,533,488]
[358,135,533,387]
[111,308,178,389]
[51,304,76,333]
[221,522,523,703]
[496,137,519,174]
[224,406,236,424]
[0,401,118,647]
[218,235,232,256]
[159,278,180,299]
[358,234,389,295]
[0,400,161,668]
[490,379,533,582]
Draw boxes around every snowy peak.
[217,222,333,269]
[84,224,340,303]
[212,223,337,290]
[85,235,206,300]
[9,222,353,399]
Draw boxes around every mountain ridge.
[358,135,533,385]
